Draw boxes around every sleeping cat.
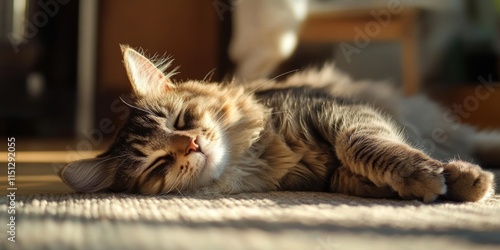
[59,45,497,202]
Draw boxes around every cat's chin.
[196,136,228,183]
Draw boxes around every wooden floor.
[1,139,111,195]
[1,163,73,195]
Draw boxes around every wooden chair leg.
[401,10,420,96]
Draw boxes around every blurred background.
[0,0,499,142]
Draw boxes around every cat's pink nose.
[185,137,199,155]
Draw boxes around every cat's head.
[59,45,266,194]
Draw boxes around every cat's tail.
[472,131,500,167]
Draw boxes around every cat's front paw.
[443,160,495,202]
[391,160,446,203]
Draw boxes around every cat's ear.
[58,157,115,193]
[120,44,175,96]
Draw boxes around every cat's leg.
[330,166,397,199]
[443,160,495,201]
[333,108,449,202]
[335,128,446,202]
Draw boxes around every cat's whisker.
[212,116,230,132]
[203,68,217,82]
[180,170,192,191]
[168,179,182,194]
[165,170,184,194]
[119,97,156,116]
[89,154,130,169]
[131,159,149,177]
[245,69,299,95]
[187,174,195,190]
[140,105,159,117]
[115,157,131,171]
[209,103,233,131]
[207,119,231,137]
[176,187,185,196]
[177,171,192,195]
[123,158,144,179]
[177,180,186,194]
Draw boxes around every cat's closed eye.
[174,109,186,130]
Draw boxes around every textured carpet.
[1,192,500,250]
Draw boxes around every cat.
[59,45,497,202]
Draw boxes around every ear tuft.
[59,157,115,193]
[120,44,176,96]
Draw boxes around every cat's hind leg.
[330,166,397,199]
[443,160,495,201]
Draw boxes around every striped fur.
[59,46,496,202]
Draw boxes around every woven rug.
[1,192,500,250]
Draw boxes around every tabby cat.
[59,45,497,202]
